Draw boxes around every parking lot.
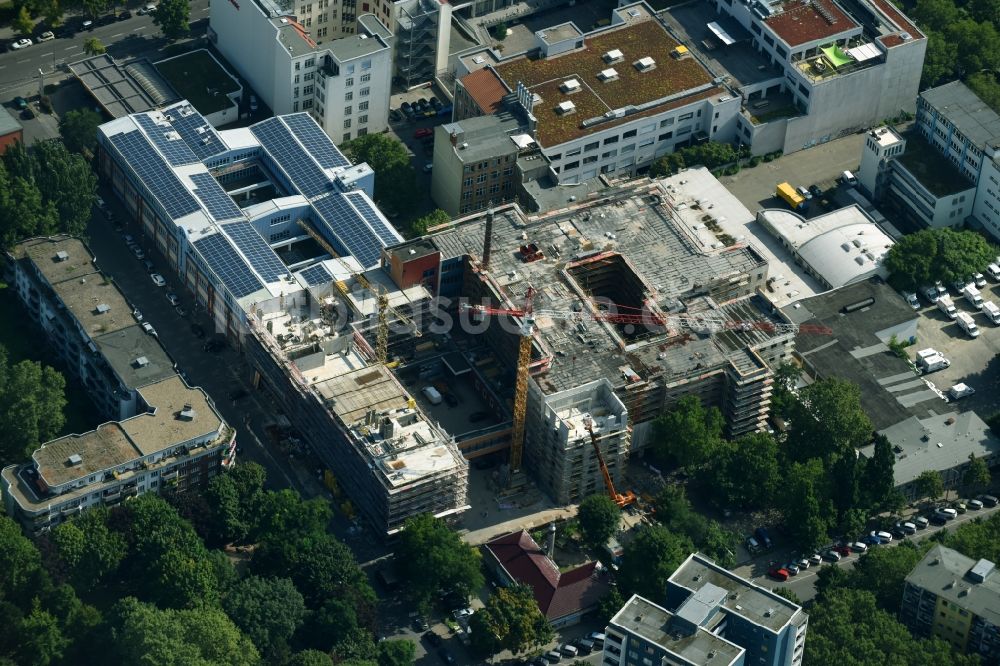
[906,279,1000,418]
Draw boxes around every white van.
[957,312,980,337]
[918,354,951,374]
[989,263,1000,281]
[983,301,1000,324]
[963,284,984,309]
[842,170,858,186]
[421,386,443,405]
[937,295,957,319]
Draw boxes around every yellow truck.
[776,182,806,210]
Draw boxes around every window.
[463,191,472,200]
[345,77,354,86]
[565,160,580,170]
[358,101,368,111]
[361,72,371,83]
[602,149,617,159]
[344,119,351,128]
[475,187,485,196]
[660,117,674,127]
[585,141,599,152]
[658,131,672,141]
[359,114,367,124]
[344,106,352,115]
[639,138,654,148]
[567,147,582,157]
[490,171,499,180]
[360,87,370,97]
[477,173,487,184]
[293,101,299,112]
[303,85,314,95]
[623,129,637,138]
[362,59,372,70]
[603,135,619,145]
[347,64,355,74]
[489,183,500,193]
[621,144,635,153]
[295,62,301,71]
[303,99,313,109]
[503,167,513,176]
[463,177,473,187]
[677,126,692,136]
[345,91,353,101]
[294,74,300,84]
[679,112,694,121]
[304,72,314,81]
[583,155,598,164]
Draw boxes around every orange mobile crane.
[584,414,636,508]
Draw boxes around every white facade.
[210,0,392,143]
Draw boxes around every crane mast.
[584,415,636,508]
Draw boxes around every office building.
[858,81,1000,237]
[210,0,393,143]
[604,553,808,666]
[900,544,1000,661]
[1,236,234,534]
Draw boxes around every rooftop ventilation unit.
[598,68,619,81]
[68,453,83,466]
[603,49,624,63]
[900,32,912,40]
[627,8,640,16]
[634,56,656,72]
[134,356,149,368]
[472,55,486,65]
[560,78,581,93]
[179,403,197,421]
[95,303,110,314]
[54,251,69,262]
[557,100,576,115]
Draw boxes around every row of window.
[461,181,512,199]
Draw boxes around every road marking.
[111,32,124,38]
[63,46,77,51]
[16,59,29,63]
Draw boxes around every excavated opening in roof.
[567,253,657,340]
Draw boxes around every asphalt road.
[738,501,1000,603]
[0,1,211,93]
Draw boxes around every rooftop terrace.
[896,129,975,197]
[493,17,720,146]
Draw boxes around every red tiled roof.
[460,68,509,115]
[485,530,611,621]
[764,0,859,47]
[869,0,923,40]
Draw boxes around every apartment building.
[900,545,1000,662]
[605,554,808,666]
[210,0,392,144]
[0,236,234,534]
[858,81,1000,237]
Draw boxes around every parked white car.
[948,383,976,400]
[11,38,32,50]
[150,273,166,287]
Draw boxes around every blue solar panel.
[222,221,289,283]
[282,114,352,169]
[311,194,384,268]
[251,118,331,198]
[194,233,265,299]
[110,131,201,219]
[191,173,244,221]
[135,114,199,166]
[300,263,333,287]
[345,191,403,246]
[168,105,225,160]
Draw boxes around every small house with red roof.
[483,529,612,628]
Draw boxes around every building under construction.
[386,167,798,503]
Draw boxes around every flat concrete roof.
[34,422,139,488]
[17,236,96,286]
[120,375,223,456]
[94,325,176,390]
[921,80,1000,152]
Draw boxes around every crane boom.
[585,416,636,509]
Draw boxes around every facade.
[96,102,470,537]
[210,0,393,144]
[900,545,1000,662]
[859,82,1000,237]
[604,554,808,666]
[0,109,22,153]
[756,203,894,289]
[483,530,611,628]
[1,236,234,534]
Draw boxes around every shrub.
[39,96,53,114]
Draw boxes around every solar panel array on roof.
[311,194,385,268]
[134,114,199,166]
[194,232,265,298]
[345,191,403,246]
[190,173,244,222]
[300,263,333,287]
[169,104,225,159]
[282,114,352,169]
[222,221,289,283]
[110,131,201,219]
[251,117,331,198]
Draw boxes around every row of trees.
[912,0,1000,103]
[0,462,412,665]
[12,0,189,40]
[0,344,67,467]
[884,227,998,292]
[648,141,739,177]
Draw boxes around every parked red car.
[413,127,433,139]
[767,567,789,582]
[834,544,852,557]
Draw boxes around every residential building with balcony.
[900,545,1000,662]
[858,81,1000,238]
[210,0,392,144]
[605,555,807,666]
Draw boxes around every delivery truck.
[937,295,957,319]
[776,182,806,210]
[957,312,980,338]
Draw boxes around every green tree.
[297,598,360,652]
[701,431,780,511]
[114,598,260,665]
[341,133,410,172]
[962,453,991,494]
[251,489,332,543]
[596,587,625,624]
[39,0,62,27]
[206,462,266,545]
[59,109,103,157]
[14,6,33,36]
[781,461,832,551]
[651,395,723,468]
[785,377,872,462]
[152,0,190,39]
[0,348,67,465]
[649,152,685,177]
[915,470,945,503]
[772,587,801,605]
[469,584,553,656]
[51,508,125,591]
[654,486,737,568]
[80,0,109,18]
[920,33,959,87]
[82,37,105,56]
[16,599,69,666]
[223,576,305,659]
[769,361,802,419]
[287,651,333,666]
[884,227,997,291]
[617,525,693,601]
[941,512,1000,562]
[862,433,896,510]
[845,541,924,611]
[0,516,42,599]
[330,627,377,663]
[395,513,484,611]
[376,639,416,666]
[410,209,450,236]
[577,494,620,550]
[491,21,508,40]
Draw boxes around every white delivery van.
[937,295,957,319]
[916,348,941,362]
[963,284,984,309]
[841,170,858,186]
[421,386,443,405]
[919,354,951,374]
[957,312,980,337]
[983,301,1000,324]
[989,263,1000,281]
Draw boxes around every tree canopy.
[152,0,190,39]
[469,584,553,656]
[222,576,305,659]
[651,395,723,469]
[339,134,420,224]
[883,227,997,291]
[0,345,67,466]
[409,209,450,236]
[59,109,104,158]
[577,494,620,550]
[700,431,780,511]
[915,470,945,502]
[616,525,693,601]
[394,513,484,611]
[654,486,737,568]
